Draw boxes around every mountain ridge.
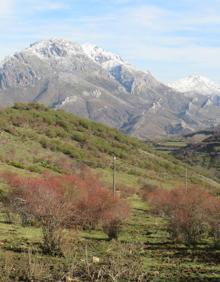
[0,38,220,138]
[168,75,220,96]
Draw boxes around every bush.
[0,168,129,254]
[13,102,47,111]
[103,218,124,240]
[102,197,129,240]
[147,186,220,244]
[139,182,158,201]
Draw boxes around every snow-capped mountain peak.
[82,43,130,70]
[25,39,131,69]
[168,75,220,96]
[25,38,84,58]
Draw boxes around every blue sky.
[1,0,220,83]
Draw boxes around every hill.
[0,104,219,281]
[0,103,219,191]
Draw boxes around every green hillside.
[0,103,219,191]
[0,103,219,281]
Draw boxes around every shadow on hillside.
[82,236,109,242]
[173,249,220,264]
[144,241,220,264]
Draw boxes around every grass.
[0,196,219,281]
[95,167,140,187]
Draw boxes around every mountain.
[168,75,220,96]
[168,75,220,133]
[0,39,220,138]
[0,39,134,130]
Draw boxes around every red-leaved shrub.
[0,168,129,254]
[146,186,220,244]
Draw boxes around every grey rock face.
[0,38,219,139]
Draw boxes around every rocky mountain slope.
[0,39,220,138]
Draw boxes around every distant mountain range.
[0,38,220,139]
[169,75,220,96]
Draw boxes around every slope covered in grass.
[0,103,219,191]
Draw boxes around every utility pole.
[185,167,188,192]
[113,156,116,198]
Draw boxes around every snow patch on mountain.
[25,38,84,59]
[149,100,162,112]
[82,43,135,71]
[58,96,78,107]
[82,89,102,98]
[83,44,124,67]
[169,75,220,96]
